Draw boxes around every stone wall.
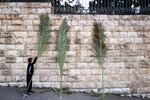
[0,3,150,94]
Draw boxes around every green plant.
[56,18,69,99]
[82,91,108,97]
[37,14,51,57]
[92,21,107,100]
[49,87,72,95]
[23,14,51,98]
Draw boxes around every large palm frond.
[93,21,107,66]
[57,18,69,76]
[37,14,51,57]
[92,21,107,100]
[56,18,69,98]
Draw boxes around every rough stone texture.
[0,3,150,95]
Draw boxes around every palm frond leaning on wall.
[92,21,107,100]
[37,14,51,57]
[56,18,69,99]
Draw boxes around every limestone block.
[0,83,8,87]
[0,26,7,31]
[78,75,91,81]
[83,26,92,32]
[16,57,23,63]
[21,8,28,14]
[0,58,5,64]
[27,32,37,37]
[16,76,25,82]
[33,82,42,88]
[124,38,134,43]
[0,15,5,20]
[2,8,12,14]
[72,82,80,88]
[32,76,39,82]
[33,20,40,25]
[12,69,22,76]
[79,20,86,26]
[81,69,91,75]
[0,70,2,75]
[6,76,12,82]
[49,76,60,81]
[8,82,18,87]
[12,20,24,25]
[135,38,143,43]
[143,38,150,43]
[19,14,27,20]
[138,87,150,94]
[128,32,137,37]
[28,8,37,14]
[71,20,79,26]
[41,82,51,88]
[28,14,39,20]
[0,50,5,57]
[3,69,11,76]
[109,38,117,44]
[104,88,130,94]
[37,8,46,13]
[115,26,124,32]
[8,26,26,31]
[35,69,50,76]
[50,82,60,88]
[6,56,16,63]
[2,20,11,25]
[99,15,108,20]
[62,82,72,88]
[73,26,83,31]
[39,76,49,82]
[79,82,95,88]
[0,76,5,82]
[66,51,76,57]
[66,57,76,63]
[108,15,120,20]
[33,25,39,31]
[0,45,5,50]
[12,8,21,13]
[143,26,150,32]
[92,69,102,75]
[86,20,94,26]
[69,69,81,75]
[7,51,17,56]
[27,26,33,31]
[18,82,25,87]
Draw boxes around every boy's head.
[28,58,32,63]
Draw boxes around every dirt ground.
[0,87,149,100]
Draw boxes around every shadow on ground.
[0,87,148,100]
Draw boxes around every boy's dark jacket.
[27,57,37,76]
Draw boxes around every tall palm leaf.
[23,14,51,98]
[92,21,107,100]
[56,18,69,99]
[37,14,51,57]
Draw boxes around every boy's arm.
[33,57,37,64]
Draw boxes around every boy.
[26,57,37,95]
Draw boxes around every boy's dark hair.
[28,58,32,63]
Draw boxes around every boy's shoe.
[26,92,31,95]
[29,90,35,93]
[25,92,31,95]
